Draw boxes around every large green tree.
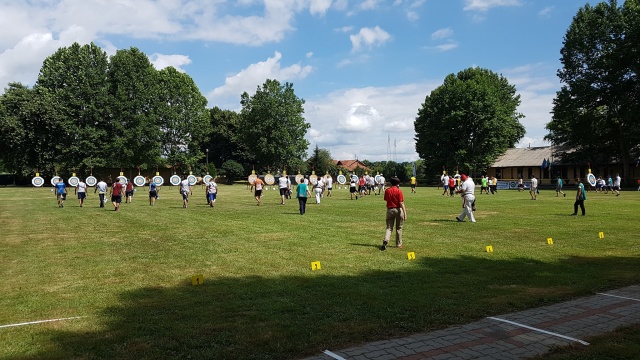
[306,144,336,176]
[239,79,309,171]
[414,67,525,177]
[545,0,640,184]
[107,47,162,169]
[201,107,250,169]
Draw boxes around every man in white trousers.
[455,174,476,223]
[314,176,324,204]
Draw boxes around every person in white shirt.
[442,174,450,196]
[314,177,324,204]
[74,179,87,207]
[613,173,621,196]
[94,178,108,208]
[325,175,333,197]
[376,174,386,195]
[207,179,218,207]
[180,176,192,208]
[455,174,476,223]
[278,174,291,205]
[530,175,538,200]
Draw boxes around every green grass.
[0,185,639,359]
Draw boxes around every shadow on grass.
[35,255,639,360]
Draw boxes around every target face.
[264,174,275,185]
[32,176,45,187]
[134,175,146,186]
[169,175,181,186]
[374,175,381,184]
[203,175,212,184]
[117,176,127,185]
[248,174,257,184]
[295,174,304,184]
[68,176,79,187]
[587,173,597,187]
[309,174,318,185]
[50,176,60,186]
[337,174,347,184]
[152,175,164,186]
[187,175,197,186]
[85,176,97,187]
[350,174,359,183]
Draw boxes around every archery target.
[337,174,346,185]
[170,175,181,186]
[264,174,275,185]
[248,174,257,184]
[85,176,97,187]
[309,174,318,185]
[68,176,80,187]
[187,175,197,186]
[374,174,381,184]
[117,176,127,185]
[587,173,597,187]
[152,175,164,186]
[134,175,146,187]
[295,174,304,184]
[50,176,60,186]
[350,174,359,183]
[203,175,212,184]
[32,176,45,187]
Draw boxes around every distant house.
[332,159,372,173]
[487,146,634,186]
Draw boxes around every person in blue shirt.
[571,178,586,216]
[55,178,67,208]
[296,176,311,215]
[148,182,158,206]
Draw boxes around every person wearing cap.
[571,178,586,216]
[381,177,407,250]
[455,174,476,223]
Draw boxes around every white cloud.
[538,6,555,17]
[350,26,392,52]
[463,0,523,12]
[426,42,459,52]
[207,51,313,109]
[406,11,419,22]
[431,27,454,40]
[335,26,354,33]
[359,0,382,10]
[309,0,333,16]
[149,54,192,72]
[306,52,314,58]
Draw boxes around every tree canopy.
[414,67,525,177]
[545,0,640,183]
[238,79,309,172]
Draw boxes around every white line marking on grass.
[487,317,590,346]
[0,316,86,329]
[323,349,346,360]
[597,293,640,302]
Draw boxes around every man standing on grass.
[556,176,566,197]
[314,175,324,204]
[455,174,476,223]
[381,177,407,251]
[571,178,586,216]
[75,178,87,207]
[125,180,134,203]
[110,179,123,211]
[376,174,385,195]
[55,177,67,208]
[325,175,333,197]
[180,175,192,208]
[296,175,311,215]
[530,175,538,200]
[278,173,291,205]
[613,173,621,196]
[95,178,107,208]
[254,176,265,206]
[410,175,417,193]
[207,177,218,208]
[148,181,158,206]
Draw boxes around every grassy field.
[0,183,639,359]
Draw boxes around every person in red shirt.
[110,180,124,211]
[381,177,407,251]
[448,176,455,197]
[125,180,134,203]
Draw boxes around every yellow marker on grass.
[407,252,416,260]
[311,261,321,271]
[599,232,605,239]
[547,238,554,245]
[191,274,204,286]
[486,245,494,253]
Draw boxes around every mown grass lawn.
[1,184,638,359]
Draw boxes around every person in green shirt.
[296,176,311,215]
[571,178,586,216]
[556,176,566,197]
[481,176,488,194]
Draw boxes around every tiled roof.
[491,146,559,168]
[333,160,371,172]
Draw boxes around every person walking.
[207,178,218,207]
[381,177,407,250]
[613,173,621,196]
[180,175,192,208]
[455,174,476,223]
[148,181,158,206]
[278,173,291,205]
[95,178,107,208]
[480,176,488,195]
[556,176,566,197]
[75,178,87,207]
[314,175,324,204]
[254,177,265,206]
[296,176,311,215]
[376,174,385,195]
[325,175,333,197]
[350,175,358,200]
[55,177,67,208]
[125,180,134,203]
[571,178,586,216]
[442,174,449,196]
[530,175,538,200]
[410,175,417,193]
[110,179,124,211]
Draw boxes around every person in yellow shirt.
[410,176,417,193]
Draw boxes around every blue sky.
[0,0,590,162]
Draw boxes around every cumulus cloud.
[350,26,391,52]
[207,51,313,108]
[149,54,192,72]
[463,0,524,12]
[538,6,555,17]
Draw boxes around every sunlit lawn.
[0,184,638,359]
